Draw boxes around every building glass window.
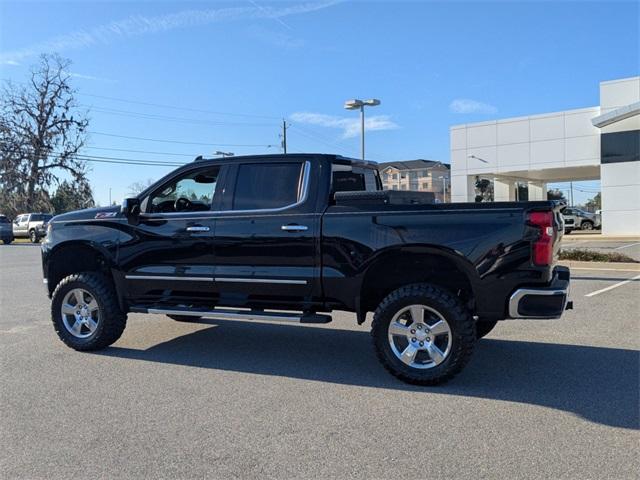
[601,130,640,164]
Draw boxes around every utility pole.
[281,119,288,154]
[109,188,112,206]
[570,181,574,206]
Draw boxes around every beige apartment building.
[378,160,451,202]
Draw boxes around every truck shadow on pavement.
[98,319,639,430]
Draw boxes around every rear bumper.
[508,266,571,319]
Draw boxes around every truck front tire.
[51,272,127,351]
[371,283,476,386]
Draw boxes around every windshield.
[0,216,9,224]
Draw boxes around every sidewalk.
[559,260,640,271]
[563,231,640,242]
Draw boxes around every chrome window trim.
[139,160,311,220]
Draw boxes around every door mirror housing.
[121,198,141,224]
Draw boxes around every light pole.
[344,98,380,160]
[437,175,449,203]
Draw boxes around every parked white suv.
[12,213,53,243]
[561,207,601,233]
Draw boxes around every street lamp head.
[363,99,381,106]
[344,99,364,110]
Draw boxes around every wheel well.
[47,244,111,295]
[359,252,475,318]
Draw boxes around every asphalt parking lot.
[1,244,639,479]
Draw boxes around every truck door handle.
[186,225,210,232]
[281,224,308,232]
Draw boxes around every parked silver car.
[561,207,601,233]
[12,213,53,243]
[0,215,14,244]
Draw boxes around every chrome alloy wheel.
[387,305,452,369]
[60,288,100,339]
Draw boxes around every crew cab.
[42,154,571,385]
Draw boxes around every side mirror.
[121,198,141,225]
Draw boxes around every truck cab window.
[148,167,220,213]
[231,162,304,210]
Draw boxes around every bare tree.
[127,178,155,197]
[0,54,91,217]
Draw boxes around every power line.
[83,146,196,157]
[85,105,277,128]
[78,92,281,120]
[88,131,275,148]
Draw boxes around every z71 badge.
[94,212,118,219]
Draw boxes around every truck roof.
[193,153,379,169]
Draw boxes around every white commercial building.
[450,76,640,236]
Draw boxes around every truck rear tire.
[476,319,498,339]
[371,283,476,386]
[29,229,39,243]
[51,272,127,351]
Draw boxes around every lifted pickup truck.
[42,154,571,385]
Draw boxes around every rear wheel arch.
[357,246,479,323]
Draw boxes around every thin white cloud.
[449,98,497,114]
[1,60,20,66]
[291,112,399,139]
[0,1,339,64]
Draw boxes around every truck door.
[118,164,226,306]
[211,159,320,310]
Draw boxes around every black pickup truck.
[42,154,571,385]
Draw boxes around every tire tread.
[371,283,475,386]
[51,272,126,351]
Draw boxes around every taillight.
[528,211,554,266]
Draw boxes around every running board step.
[144,307,332,324]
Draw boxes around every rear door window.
[231,162,304,211]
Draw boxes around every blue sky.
[1,0,638,206]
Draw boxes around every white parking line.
[584,274,640,297]
[614,242,640,250]
[571,267,640,272]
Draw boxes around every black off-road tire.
[168,314,202,322]
[51,272,127,351]
[29,229,39,243]
[476,319,498,339]
[371,283,476,386]
[2,238,12,245]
